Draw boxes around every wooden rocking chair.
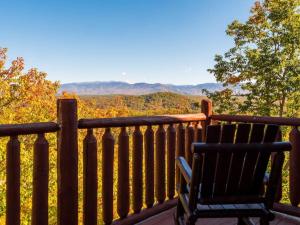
[175,123,291,225]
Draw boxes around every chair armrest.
[176,157,192,184]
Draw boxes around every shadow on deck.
[138,208,300,225]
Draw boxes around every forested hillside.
[80,92,205,115]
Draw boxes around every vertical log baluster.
[102,128,115,224]
[201,99,212,142]
[155,125,166,203]
[145,125,154,208]
[32,133,49,225]
[194,122,202,142]
[167,124,176,199]
[176,123,185,188]
[83,129,98,225]
[6,135,20,225]
[185,123,194,166]
[132,126,143,213]
[117,127,129,218]
[289,126,300,207]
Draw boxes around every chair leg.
[186,218,195,225]
[238,218,246,225]
[174,199,185,225]
[238,217,255,225]
[260,217,269,225]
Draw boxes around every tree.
[0,47,60,224]
[207,0,300,116]
[0,47,60,123]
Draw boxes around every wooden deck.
[138,208,300,225]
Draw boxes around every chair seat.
[196,203,271,218]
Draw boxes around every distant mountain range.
[59,81,240,96]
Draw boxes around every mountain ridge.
[59,81,237,95]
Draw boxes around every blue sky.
[1,0,255,84]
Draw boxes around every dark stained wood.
[188,154,203,210]
[214,124,236,196]
[57,99,78,225]
[83,129,98,225]
[176,135,291,225]
[117,127,130,218]
[252,125,279,194]
[176,157,192,184]
[201,99,212,142]
[176,123,185,188]
[274,203,300,218]
[289,126,300,207]
[212,114,300,126]
[145,126,155,208]
[32,134,49,225]
[167,124,176,200]
[0,122,59,137]
[6,136,20,225]
[112,199,177,225]
[155,125,166,203]
[102,128,115,224]
[78,113,206,128]
[194,122,202,142]
[226,123,251,195]
[266,151,285,208]
[133,126,143,213]
[185,123,194,166]
[201,125,221,199]
[274,129,283,202]
[239,124,265,195]
[138,207,300,225]
[193,143,291,154]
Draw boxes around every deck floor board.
[138,208,300,225]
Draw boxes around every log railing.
[211,114,300,217]
[1,98,300,225]
[0,122,60,225]
[78,112,208,225]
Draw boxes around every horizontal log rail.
[211,114,300,126]
[78,113,206,128]
[0,122,60,137]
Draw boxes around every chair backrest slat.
[214,124,236,196]
[226,123,251,195]
[201,125,221,199]
[239,124,265,194]
[251,125,279,194]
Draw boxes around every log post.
[201,99,212,142]
[6,136,20,225]
[176,123,185,188]
[145,125,154,208]
[32,134,49,225]
[289,126,300,207]
[185,123,194,166]
[167,124,176,199]
[132,126,143,213]
[102,128,115,224]
[117,127,130,218]
[83,129,98,225]
[155,125,166,203]
[194,122,202,142]
[57,99,78,225]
